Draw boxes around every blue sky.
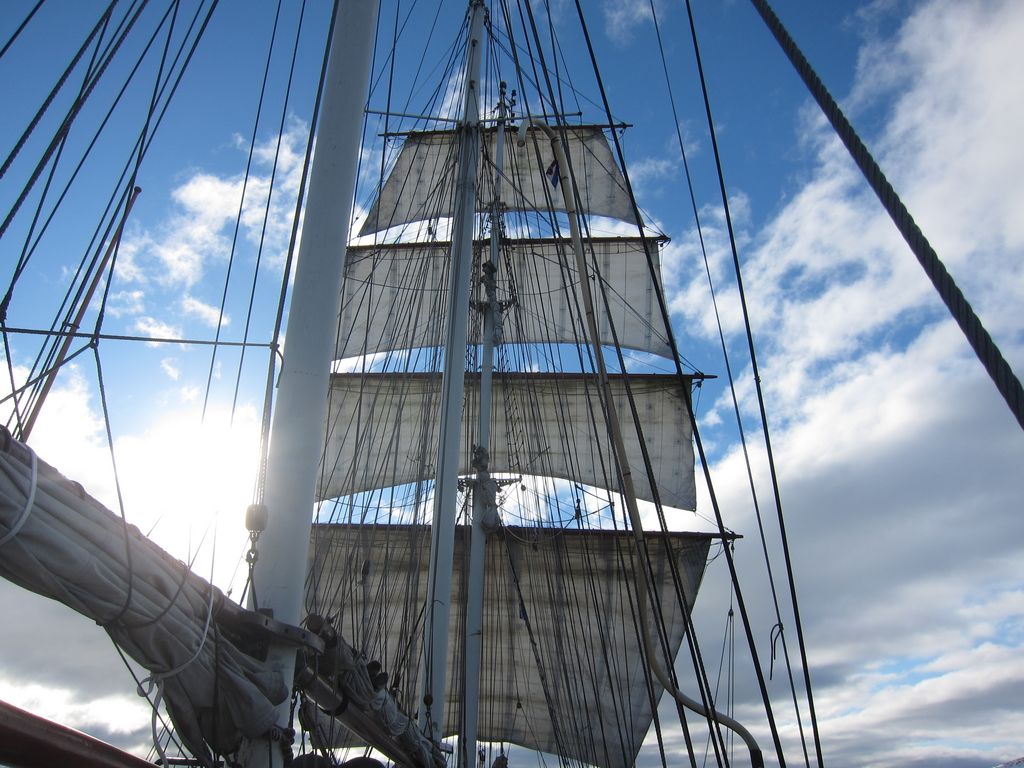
[1,1,1023,767]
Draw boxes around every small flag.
[545,158,560,188]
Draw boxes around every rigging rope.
[0,0,115,181]
[201,0,287,421]
[4,0,221,441]
[646,0,814,764]
[256,0,339,506]
[556,2,780,765]
[0,0,45,61]
[0,0,150,242]
[679,0,834,764]
[749,0,1024,433]
[228,0,310,421]
[2,0,174,308]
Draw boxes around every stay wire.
[4,0,191,422]
[566,0,785,764]
[682,0,823,764]
[110,641,187,759]
[1,0,171,310]
[548,4,733,765]
[0,341,91,415]
[500,526,574,762]
[647,1,812,765]
[201,0,286,421]
[2,0,126,309]
[8,0,112,310]
[0,0,150,242]
[515,6,727,766]
[9,180,130,436]
[0,0,115,181]
[228,0,309,422]
[704,600,735,768]
[255,0,339,505]
[749,0,1024,434]
[91,343,136,628]
[82,0,182,631]
[0,0,45,60]
[95,0,183,337]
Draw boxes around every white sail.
[358,126,637,236]
[306,524,713,768]
[337,237,672,359]
[318,372,696,510]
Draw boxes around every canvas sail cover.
[318,372,696,510]
[358,126,636,236]
[336,238,672,359]
[307,524,714,768]
[0,428,288,766]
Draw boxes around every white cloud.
[670,0,1024,429]
[626,155,678,197]
[112,235,147,284]
[117,121,311,295]
[17,366,117,508]
[143,173,244,287]
[172,172,244,225]
[0,365,261,757]
[133,316,181,344]
[111,403,261,583]
[0,679,152,741]
[181,294,228,328]
[105,289,145,318]
[603,0,657,42]
[160,358,180,380]
[2,365,258,584]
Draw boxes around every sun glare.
[14,366,263,596]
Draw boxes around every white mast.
[419,0,486,745]
[240,2,378,766]
[461,82,509,768]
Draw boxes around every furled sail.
[318,372,696,510]
[336,237,672,359]
[0,428,288,766]
[358,126,636,236]
[306,524,714,768]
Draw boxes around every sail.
[358,126,636,236]
[306,524,714,768]
[318,372,696,510]
[337,237,672,359]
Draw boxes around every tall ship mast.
[286,1,734,765]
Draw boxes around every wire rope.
[4,0,220,438]
[0,0,115,181]
[646,1,813,764]
[680,0,825,763]
[0,0,46,61]
[200,0,287,421]
[750,0,1024,433]
[0,0,150,241]
[227,0,309,422]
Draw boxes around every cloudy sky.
[1,1,1022,767]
